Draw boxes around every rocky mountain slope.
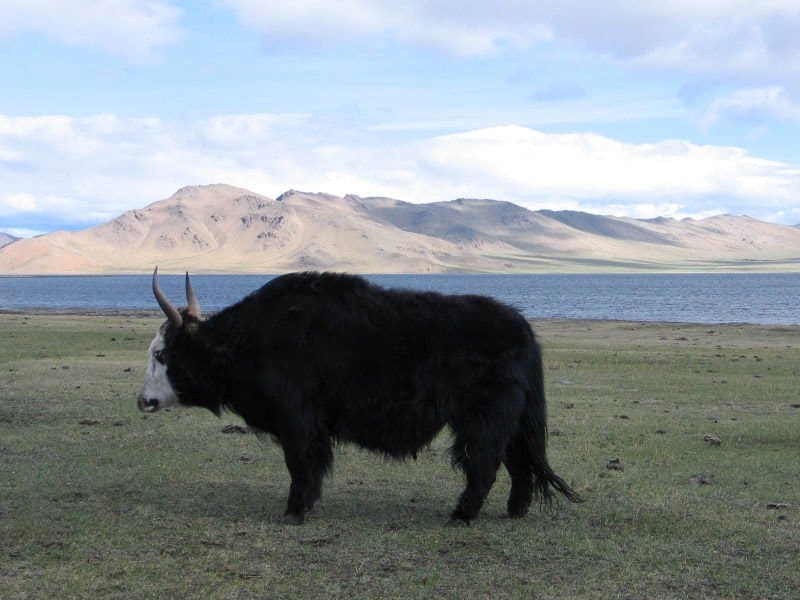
[1,184,799,274]
[0,232,18,249]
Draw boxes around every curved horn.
[185,271,201,319]
[152,267,183,328]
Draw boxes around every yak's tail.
[524,341,582,505]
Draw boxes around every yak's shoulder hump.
[258,271,371,298]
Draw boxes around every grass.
[1,314,798,599]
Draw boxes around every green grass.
[1,315,798,598]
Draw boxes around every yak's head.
[137,267,202,413]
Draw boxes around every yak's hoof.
[507,503,531,518]
[447,516,471,527]
[280,512,305,525]
[449,505,476,525]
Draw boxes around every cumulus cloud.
[700,86,800,128]
[2,115,799,233]
[221,0,551,56]
[421,126,800,218]
[535,1,800,80]
[218,2,800,131]
[220,1,800,78]
[0,112,362,227]
[0,0,182,60]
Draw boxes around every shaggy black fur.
[153,272,580,524]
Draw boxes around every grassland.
[1,314,798,599]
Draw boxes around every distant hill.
[0,232,18,249]
[1,184,800,274]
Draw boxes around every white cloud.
[700,86,800,128]
[0,112,336,227]
[220,1,800,79]
[2,114,799,230]
[1,192,38,213]
[535,1,800,79]
[217,2,800,132]
[221,0,551,56]
[420,126,800,218]
[2,1,798,87]
[0,0,182,60]
[0,191,88,221]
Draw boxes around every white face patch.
[137,325,180,412]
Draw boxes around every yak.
[137,268,580,524]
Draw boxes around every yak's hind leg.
[503,433,534,517]
[280,431,333,525]
[449,387,524,524]
[503,403,582,518]
[449,440,500,524]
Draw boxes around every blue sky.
[2,1,800,237]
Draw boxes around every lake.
[1,273,799,325]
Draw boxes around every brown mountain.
[1,184,800,274]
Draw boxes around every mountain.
[1,184,800,274]
[0,232,18,249]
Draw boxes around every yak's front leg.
[279,433,333,525]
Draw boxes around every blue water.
[1,273,799,325]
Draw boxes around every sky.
[2,1,800,237]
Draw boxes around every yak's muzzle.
[137,394,161,413]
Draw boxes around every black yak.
[137,269,580,524]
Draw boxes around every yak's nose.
[137,394,160,412]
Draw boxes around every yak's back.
[261,271,370,298]
[244,272,534,358]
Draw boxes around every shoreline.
[2,308,798,329]
[0,308,163,317]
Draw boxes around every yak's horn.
[185,272,201,319]
[152,267,183,328]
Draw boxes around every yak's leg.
[303,435,333,513]
[280,434,333,525]
[449,388,524,524]
[503,434,534,518]
[450,436,500,524]
[448,424,504,523]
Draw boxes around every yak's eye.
[153,350,166,364]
